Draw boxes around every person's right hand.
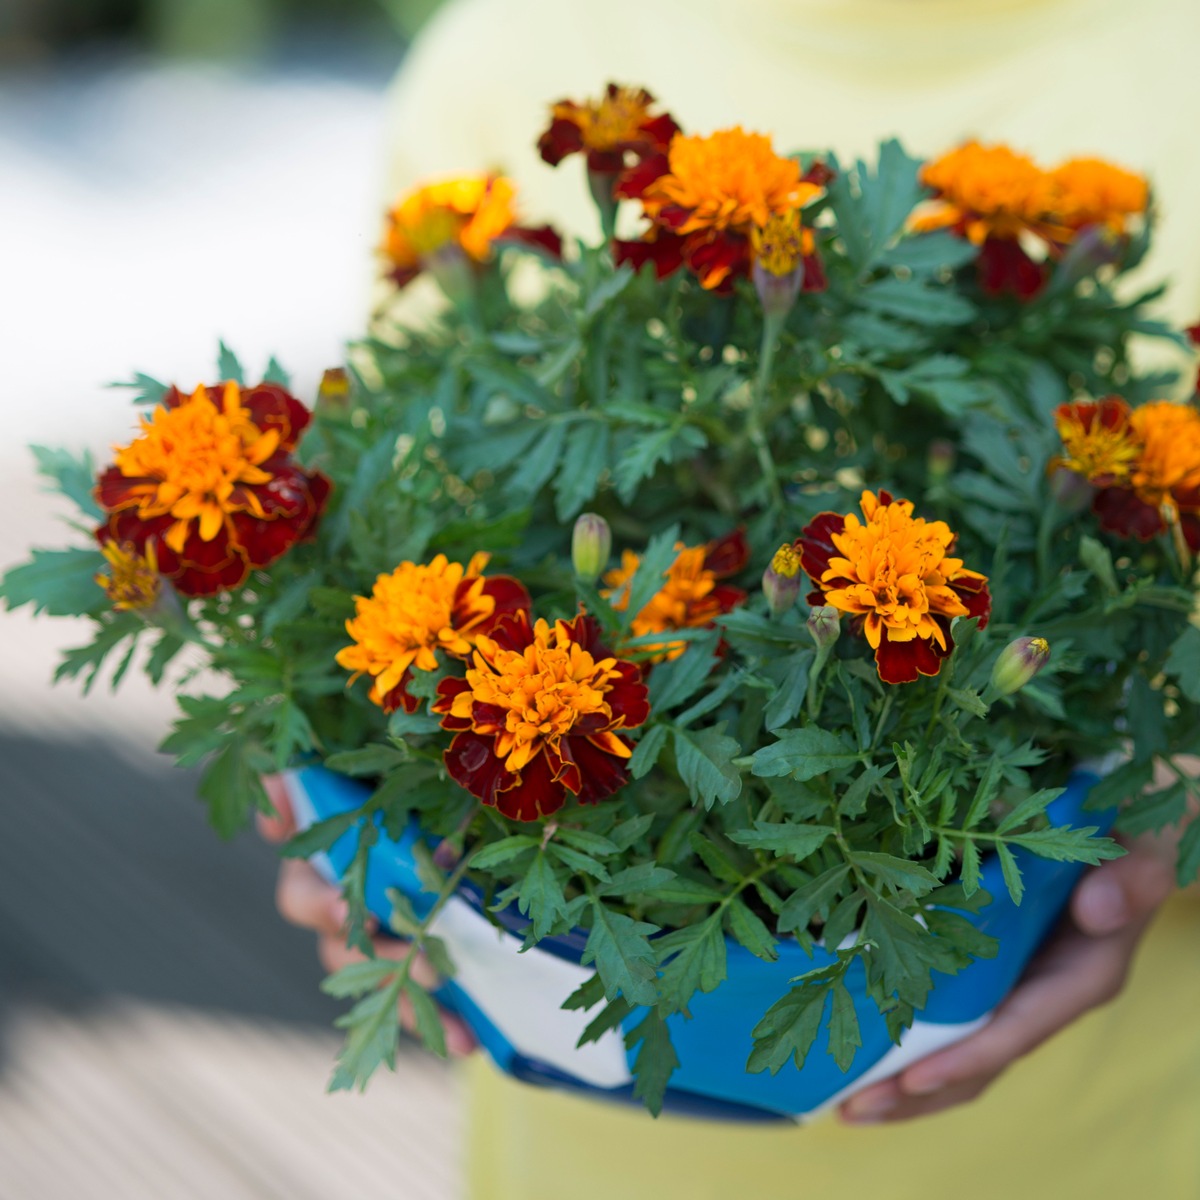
[257,774,477,1057]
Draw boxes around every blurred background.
[0,1,463,1196]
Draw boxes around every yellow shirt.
[377,3,1200,1194]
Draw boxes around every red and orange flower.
[381,175,562,289]
[602,529,749,660]
[1054,398,1200,549]
[796,491,991,685]
[336,553,531,714]
[94,381,330,597]
[433,611,650,821]
[914,142,1147,300]
[614,127,826,292]
[537,83,678,178]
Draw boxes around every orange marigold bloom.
[537,83,679,175]
[336,553,530,714]
[1054,398,1200,549]
[602,529,749,661]
[796,491,990,685]
[95,539,162,612]
[434,612,650,821]
[381,175,562,289]
[94,382,329,597]
[1051,157,1148,234]
[614,127,825,292]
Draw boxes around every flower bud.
[806,603,840,652]
[762,543,802,616]
[990,636,1051,696]
[316,367,351,411]
[572,512,612,583]
[751,209,806,319]
[1047,465,1093,515]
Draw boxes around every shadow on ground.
[0,726,340,1058]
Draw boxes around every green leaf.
[959,839,982,897]
[0,546,108,616]
[514,421,568,500]
[470,835,539,870]
[827,977,862,1072]
[324,745,410,778]
[514,851,571,940]
[726,897,779,962]
[747,981,830,1075]
[402,978,448,1058]
[880,231,979,274]
[997,842,1024,905]
[629,725,669,779]
[554,422,609,520]
[320,958,397,998]
[778,864,851,933]
[837,764,891,818]
[763,651,813,732]
[582,903,660,1006]
[728,821,833,859]
[613,424,706,504]
[596,863,676,898]
[625,1010,679,1118]
[621,524,680,629]
[548,842,611,881]
[30,445,103,518]
[996,787,1064,834]
[1175,820,1200,887]
[198,741,268,839]
[282,807,365,858]
[263,355,290,386]
[849,851,939,897]
[647,632,720,712]
[108,371,167,405]
[328,978,402,1092]
[860,278,976,326]
[1005,826,1123,865]
[656,916,727,1012]
[1164,626,1200,703]
[217,339,245,383]
[672,726,743,807]
[751,728,862,780]
[1079,534,1119,596]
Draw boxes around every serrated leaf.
[959,838,982,897]
[1079,534,1119,596]
[726,897,778,961]
[30,445,104,518]
[1164,626,1200,703]
[996,787,1064,834]
[751,728,862,780]
[321,959,399,998]
[672,726,743,807]
[997,842,1024,905]
[747,981,829,1075]
[282,807,365,859]
[217,340,245,383]
[827,977,862,1072]
[582,903,659,1006]
[0,546,108,616]
[728,821,833,859]
[629,725,669,779]
[625,1010,679,1117]
[860,277,976,326]
[837,764,891,818]
[402,978,448,1057]
[764,650,813,732]
[554,421,609,520]
[656,916,727,1012]
[778,863,851,933]
[328,978,402,1092]
[548,842,611,881]
[849,851,939,896]
[198,741,268,840]
[647,632,720,712]
[1005,826,1123,864]
[469,836,540,869]
[1175,820,1200,887]
[263,355,290,386]
[324,745,409,777]
[596,863,676,898]
[514,850,571,940]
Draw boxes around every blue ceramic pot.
[282,765,1111,1122]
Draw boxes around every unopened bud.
[751,210,806,319]
[806,604,840,652]
[990,636,1051,696]
[927,439,956,484]
[762,543,802,616]
[317,367,351,410]
[1047,465,1092,514]
[572,512,612,583]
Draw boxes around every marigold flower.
[381,175,562,289]
[614,127,825,292]
[537,83,679,176]
[94,381,330,597]
[95,539,162,612]
[796,491,991,685]
[433,611,650,821]
[1050,158,1148,235]
[1054,398,1200,549]
[336,553,531,714]
[602,529,749,660]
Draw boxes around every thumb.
[1072,838,1175,936]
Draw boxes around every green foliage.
[11,131,1199,1116]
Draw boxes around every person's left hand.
[838,824,1179,1124]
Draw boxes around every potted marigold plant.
[5,84,1199,1120]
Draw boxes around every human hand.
[257,775,477,1057]
[839,824,1179,1124]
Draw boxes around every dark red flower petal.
[613,231,685,279]
[802,161,835,188]
[875,629,948,685]
[639,112,679,151]
[614,151,670,201]
[229,508,306,568]
[603,660,651,728]
[709,584,748,615]
[95,466,152,512]
[484,610,536,655]
[379,667,423,715]
[703,529,750,578]
[445,731,522,809]
[433,676,472,724]
[173,549,249,596]
[1092,486,1165,541]
[493,749,566,822]
[796,512,846,585]
[545,741,583,796]
[241,383,311,451]
[537,114,586,166]
[569,734,632,805]
[1182,513,1200,553]
[801,251,827,294]
[952,577,992,629]
[496,224,564,261]
[978,237,1046,300]
[469,575,533,634]
[683,231,750,290]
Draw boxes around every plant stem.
[748,312,787,512]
